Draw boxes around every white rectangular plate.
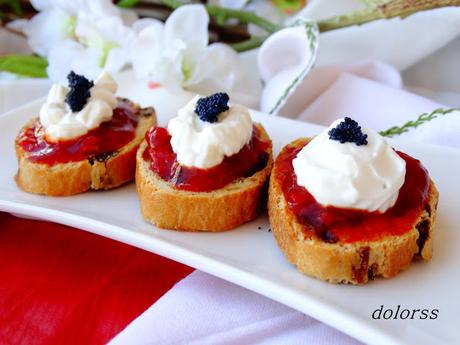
[1,100,459,345]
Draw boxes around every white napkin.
[109,62,459,345]
[297,72,460,148]
[299,1,460,71]
[298,71,439,128]
[403,35,460,108]
[109,271,362,345]
[278,60,402,118]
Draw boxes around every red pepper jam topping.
[17,99,140,165]
[275,141,431,243]
[143,125,270,192]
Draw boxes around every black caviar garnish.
[328,117,368,146]
[65,71,94,112]
[194,92,230,123]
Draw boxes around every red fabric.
[0,212,193,345]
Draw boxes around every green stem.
[318,0,460,32]
[231,36,268,52]
[117,0,140,8]
[206,5,280,33]
[159,0,281,33]
[157,0,185,9]
[163,0,460,51]
[379,108,458,137]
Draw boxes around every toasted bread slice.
[268,138,439,284]
[136,123,273,232]
[15,101,156,196]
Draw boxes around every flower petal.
[86,0,120,16]
[130,23,164,79]
[165,4,209,49]
[47,40,101,82]
[104,47,130,74]
[22,8,75,55]
[187,43,241,91]
[132,18,163,33]
[258,20,319,115]
[74,16,136,73]
[151,57,184,90]
[30,0,53,11]
[82,16,135,47]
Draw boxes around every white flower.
[45,15,136,82]
[17,7,76,56]
[11,0,136,82]
[46,40,101,82]
[76,16,135,72]
[18,0,125,56]
[130,4,244,95]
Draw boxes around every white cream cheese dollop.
[39,71,118,142]
[292,119,406,213]
[167,96,253,169]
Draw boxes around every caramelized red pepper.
[17,100,139,165]
[143,126,269,192]
[275,142,431,243]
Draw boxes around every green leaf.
[0,55,48,78]
[215,12,228,26]
[0,0,23,15]
[117,0,140,8]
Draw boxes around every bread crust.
[136,123,273,232]
[268,138,439,284]
[15,101,156,196]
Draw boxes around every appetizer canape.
[136,92,273,231]
[15,71,156,196]
[268,117,439,284]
